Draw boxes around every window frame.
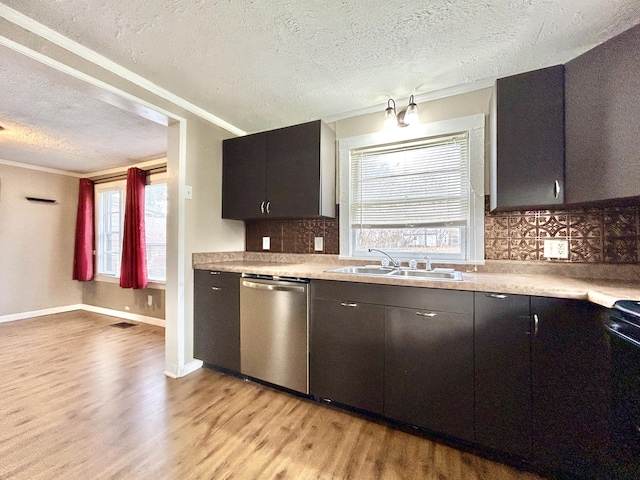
[338,114,485,264]
[93,172,167,287]
[144,173,167,284]
[95,179,126,280]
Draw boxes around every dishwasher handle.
[241,280,306,293]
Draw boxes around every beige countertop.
[193,252,640,309]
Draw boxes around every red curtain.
[72,178,95,281]
[120,167,148,289]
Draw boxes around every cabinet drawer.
[194,270,239,288]
[313,280,473,315]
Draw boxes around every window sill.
[93,274,166,290]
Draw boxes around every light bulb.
[404,95,418,125]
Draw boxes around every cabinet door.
[493,65,565,210]
[565,23,640,204]
[266,121,321,217]
[385,305,474,441]
[311,298,384,414]
[222,132,268,220]
[531,297,610,475]
[475,292,532,457]
[194,272,240,371]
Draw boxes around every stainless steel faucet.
[368,248,401,268]
[423,255,432,271]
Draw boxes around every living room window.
[339,115,485,263]
[95,173,167,282]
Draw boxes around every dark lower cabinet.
[385,306,474,442]
[531,297,611,476]
[474,292,532,458]
[311,298,384,414]
[194,271,240,371]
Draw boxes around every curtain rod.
[91,165,167,184]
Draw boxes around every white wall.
[183,116,245,360]
[0,163,82,316]
[334,88,493,139]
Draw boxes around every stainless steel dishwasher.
[239,274,309,394]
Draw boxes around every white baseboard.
[165,359,203,379]
[0,304,165,328]
[81,305,166,328]
[0,304,83,323]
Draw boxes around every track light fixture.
[383,95,419,129]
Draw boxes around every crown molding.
[0,158,83,177]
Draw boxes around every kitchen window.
[339,115,485,263]
[95,174,167,282]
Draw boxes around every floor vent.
[111,322,137,329]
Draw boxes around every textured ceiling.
[1,0,640,172]
[0,45,168,174]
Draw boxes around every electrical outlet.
[314,236,324,251]
[543,239,569,259]
[262,236,270,250]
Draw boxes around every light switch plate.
[185,185,193,199]
[314,236,324,251]
[543,239,569,259]
[262,236,270,250]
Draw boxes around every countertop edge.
[193,260,640,309]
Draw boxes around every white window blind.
[350,133,469,229]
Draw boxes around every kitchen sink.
[388,269,463,281]
[328,266,395,275]
[327,266,463,281]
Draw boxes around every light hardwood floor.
[0,311,546,480]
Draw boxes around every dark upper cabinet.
[474,292,532,458]
[531,297,611,475]
[222,132,268,220]
[385,304,474,442]
[311,297,384,414]
[491,65,565,211]
[193,270,240,371]
[222,120,335,220]
[565,23,640,204]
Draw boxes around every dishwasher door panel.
[240,278,309,394]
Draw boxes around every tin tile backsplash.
[484,201,640,263]
[246,215,340,255]
[246,201,640,264]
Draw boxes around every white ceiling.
[1,0,640,173]
[0,44,168,174]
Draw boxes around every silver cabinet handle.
[416,311,437,317]
[533,314,539,337]
[266,201,271,214]
[211,286,221,291]
[209,271,221,275]
[486,293,508,299]
[260,201,265,213]
[554,180,561,199]
[340,302,358,307]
